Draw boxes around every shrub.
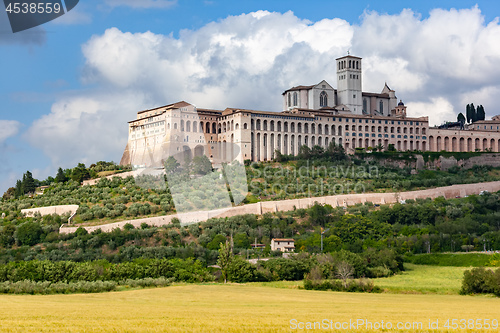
[15,222,43,246]
[460,267,495,295]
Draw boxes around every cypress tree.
[466,104,471,123]
[471,103,477,123]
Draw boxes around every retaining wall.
[59,180,500,234]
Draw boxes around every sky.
[1,0,500,194]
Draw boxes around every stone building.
[120,54,500,166]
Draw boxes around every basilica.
[120,55,500,167]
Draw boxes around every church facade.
[120,55,500,167]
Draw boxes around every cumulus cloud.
[0,120,21,143]
[103,0,177,9]
[27,7,500,167]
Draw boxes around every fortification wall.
[59,180,500,234]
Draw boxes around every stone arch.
[212,123,216,134]
[263,120,267,131]
[194,145,204,157]
[181,120,185,131]
[290,122,295,133]
[483,138,488,151]
[283,134,288,154]
[318,125,322,135]
[325,137,329,147]
[290,135,295,155]
[459,137,465,152]
[284,121,288,132]
[475,138,480,151]
[331,125,335,135]
[256,119,261,130]
[318,136,322,147]
[270,120,275,131]
[358,138,363,148]
[256,133,261,161]
[311,124,316,134]
[304,123,309,133]
[467,138,473,151]
[444,136,449,151]
[338,125,342,136]
[192,121,197,132]
[223,122,226,132]
[311,136,316,146]
[452,137,457,152]
[251,119,255,130]
[231,120,234,131]
[270,133,275,159]
[263,133,268,160]
[235,123,239,130]
[436,136,442,151]
[277,121,282,131]
[243,123,248,130]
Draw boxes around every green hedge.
[405,253,492,267]
[0,258,212,283]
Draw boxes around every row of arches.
[251,119,344,135]
[430,136,500,152]
[251,133,344,161]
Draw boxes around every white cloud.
[406,97,454,127]
[103,0,177,9]
[0,120,21,143]
[26,8,500,168]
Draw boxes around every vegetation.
[405,253,498,267]
[1,285,499,332]
[460,267,500,296]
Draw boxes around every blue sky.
[1,0,500,194]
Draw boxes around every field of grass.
[373,264,469,294]
[1,283,499,332]
[249,264,469,295]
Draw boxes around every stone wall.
[59,180,500,234]
[22,205,79,218]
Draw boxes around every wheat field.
[0,283,499,332]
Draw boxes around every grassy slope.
[251,264,470,295]
[0,284,498,332]
[373,264,469,294]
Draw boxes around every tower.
[336,55,362,114]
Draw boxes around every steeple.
[336,55,362,115]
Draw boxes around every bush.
[303,277,381,293]
[460,267,500,296]
[15,222,43,246]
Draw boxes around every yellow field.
[1,284,499,332]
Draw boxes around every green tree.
[466,104,472,123]
[71,163,90,183]
[55,167,68,183]
[217,240,233,283]
[208,234,227,250]
[164,156,180,174]
[470,103,477,123]
[22,171,36,194]
[16,221,43,246]
[477,105,485,121]
[387,144,396,152]
[191,155,212,175]
[233,233,250,249]
[457,112,465,124]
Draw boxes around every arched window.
[212,123,216,134]
[320,91,328,107]
[186,121,191,132]
[293,92,298,106]
[243,123,248,130]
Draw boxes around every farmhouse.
[271,238,295,252]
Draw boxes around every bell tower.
[336,55,362,114]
